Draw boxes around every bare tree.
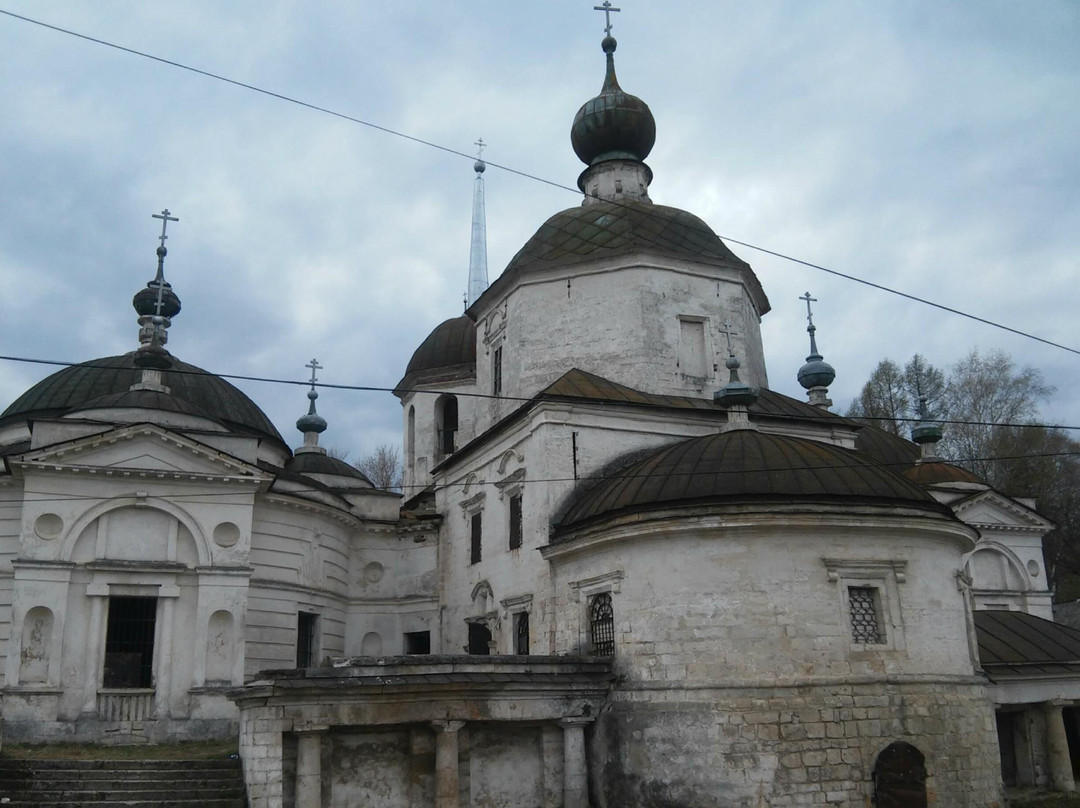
[355,443,403,492]
[846,354,945,435]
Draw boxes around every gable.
[953,490,1053,532]
[10,424,267,481]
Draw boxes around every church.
[0,17,1077,808]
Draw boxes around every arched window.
[590,592,615,656]
[435,395,459,458]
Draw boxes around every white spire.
[467,138,489,308]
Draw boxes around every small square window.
[848,586,885,644]
[404,630,431,654]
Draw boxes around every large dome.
[557,429,946,532]
[396,316,477,393]
[0,352,284,444]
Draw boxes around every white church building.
[0,22,1078,808]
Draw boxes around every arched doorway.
[873,741,927,808]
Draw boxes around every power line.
[0,352,1077,433]
[1,9,1076,357]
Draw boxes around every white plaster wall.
[547,518,978,682]
[400,378,479,496]
[0,485,21,678]
[472,258,768,432]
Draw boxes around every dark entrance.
[873,741,927,808]
[467,622,491,655]
[103,596,157,688]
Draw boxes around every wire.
[1,449,1076,505]
[1,8,1076,357]
[0,352,1077,433]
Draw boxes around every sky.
[1,1,1077,460]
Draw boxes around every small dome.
[571,36,656,167]
[558,430,941,531]
[0,352,284,445]
[285,451,372,485]
[797,357,836,390]
[133,282,182,318]
[396,316,477,393]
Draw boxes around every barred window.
[848,586,886,644]
[590,592,615,656]
[515,611,530,655]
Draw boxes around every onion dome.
[296,389,327,435]
[796,292,834,409]
[133,275,181,318]
[0,352,285,444]
[911,395,943,450]
[556,430,945,533]
[571,36,656,167]
[714,353,757,409]
[395,315,477,394]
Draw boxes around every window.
[296,611,319,668]
[678,317,707,378]
[508,493,523,550]
[848,586,885,644]
[589,592,615,656]
[103,596,157,688]
[435,394,458,458]
[406,406,416,479]
[467,622,491,655]
[404,630,431,654]
[470,512,482,564]
[514,611,530,655]
[493,346,503,396]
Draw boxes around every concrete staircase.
[0,758,246,807]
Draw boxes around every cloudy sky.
[1,1,1077,460]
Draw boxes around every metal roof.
[557,428,944,533]
[903,461,984,486]
[975,610,1080,679]
[0,352,284,445]
[396,315,477,393]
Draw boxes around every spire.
[295,358,328,455]
[131,209,181,391]
[796,292,836,410]
[466,138,489,308]
[715,321,758,427]
[911,394,944,462]
[571,6,656,205]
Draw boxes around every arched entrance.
[873,741,927,808]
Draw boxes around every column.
[154,589,178,719]
[1043,702,1076,793]
[81,585,108,714]
[295,728,326,808]
[432,719,466,808]
[560,717,593,808]
[541,724,562,808]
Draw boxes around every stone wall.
[592,681,1003,807]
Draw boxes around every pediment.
[953,490,1052,531]
[11,423,267,481]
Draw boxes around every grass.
[1,739,238,760]
[1009,792,1080,808]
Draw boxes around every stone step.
[1,778,241,792]
[0,760,239,771]
[0,800,244,808]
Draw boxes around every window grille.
[493,347,503,396]
[103,596,157,688]
[470,512,482,564]
[509,493,523,550]
[296,612,318,668]
[848,586,885,644]
[590,592,615,656]
[515,611,530,655]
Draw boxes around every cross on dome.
[800,291,817,327]
[594,1,620,36]
[152,209,178,250]
[474,138,486,160]
[306,357,322,389]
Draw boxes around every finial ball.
[474,160,486,174]
[307,389,318,401]
[602,35,617,54]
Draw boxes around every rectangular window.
[404,630,431,654]
[470,512,483,564]
[589,592,615,656]
[509,493,523,550]
[514,611,530,655]
[467,622,491,655]
[678,318,707,377]
[296,611,319,668]
[493,346,503,396]
[848,586,885,644]
[103,596,157,688]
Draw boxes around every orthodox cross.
[720,320,738,356]
[594,1,620,36]
[474,137,486,160]
[306,358,322,390]
[152,209,179,249]
[800,291,817,327]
